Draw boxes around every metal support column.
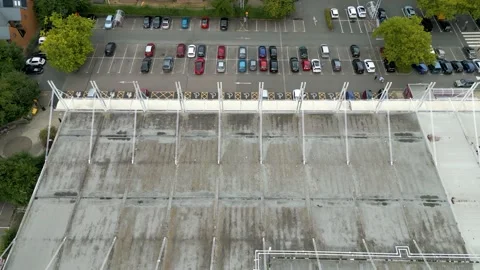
[429,89,438,166]
[258,82,264,111]
[374,82,392,113]
[88,91,96,164]
[377,82,394,165]
[47,80,70,111]
[131,109,138,164]
[344,97,350,165]
[301,108,306,165]
[176,81,185,112]
[90,81,108,111]
[209,237,216,270]
[416,82,435,111]
[461,82,479,102]
[413,239,433,270]
[362,239,377,270]
[175,110,180,165]
[99,237,117,270]
[311,238,323,270]
[217,82,222,165]
[44,87,55,162]
[471,90,480,164]
[296,82,306,112]
[43,237,67,270]
[134,81,147,112]
[154,237,167,270]
[259,101,263,165]
[336,82,349,112]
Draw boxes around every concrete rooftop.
[5,112,480,270]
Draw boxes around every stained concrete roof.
[5,112,479,270]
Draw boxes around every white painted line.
[449,48,458,60]
[284,19,287,32]
[235,82,251,85]
[131,19,136,30]
[339,18,344,33]
[255,20,258,32]
[86,44,99,73]
[279,30,286,94]
[313,16,317,26]
[344,10,354,33]
[127,44,139,74]
[150,57,156,74]
[107,51,117,73]
[96,54,105,74]
[302,20,306,32]
[264,21,267,32]
[274,21,278,32]
[451,23,465,47]
[433,17,442,32]
[286,46,291,75]
[357,19,363,33]
[182,58,187,74]
[293,20,296,32]
[336,47,341,61]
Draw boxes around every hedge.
[324,8,333,31]
[86,4,274,19]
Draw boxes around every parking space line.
[451,24,465,47]
[150,58,156,74]
[284,19,287,32]
[182,58,187,74]
[107,51,116,73]
[357,20,363,33]
[336,47,341,61]
[344,10,354,33]
[255,20,258,32]
[302,20,306,32]
[131,19,136,30]
[274,22,277,32]
[127,44,139,74]
[338,20,344,33]
[286,46,291,75]
[96,54,105,74]
[433,16,443,32]
[293,20,296,32]
[86,44,99,73]
[450,48,458,60]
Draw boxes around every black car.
[152,16,162,29]
[162,57,174,72]
[451,60,464,72]
[298,46,308,59]
[378,8,387,22]
[463,46,477,59]
[269,46,277,59]
[350,45,360,57]
[384,59,396,72]
[435,16,452,32]
[23,65,44,75]
[141,57,152,73]
[143,16,152,28]
[331,59,342,72]
[461,60,476,73]
[421,17,433,32]
[290,57,300,72]
[269,59,278,73]
[197,44,206,57]
[104,42,116,56]
[352,59,364,74]
[220,17,229,31]
[439,60,453,74]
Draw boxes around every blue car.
[461,60,475,73]
[412,63,428,74]
[258,46,266,59]
[238,59,247,73]
[181,17,190,29]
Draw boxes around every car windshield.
[202,19,207,24]
[144,18,149,23]
[146,46,152,52]
[218,62,224,67]
[163,60,170,66]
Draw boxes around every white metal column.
[131,109,138,164]
[175,110,180,165]
[217,82,223,165]
[471,90,480,164]
[336,82,349,112]
[43,237,67,270]
[90,81,108,111]
[416,82,435,111]
[374,82,392,113]
[88,92,96,164]
[47,80,70,111]
[258,82,264,165]
[344,97,350,165]
[428,89,438,166]
[176,81,185,112]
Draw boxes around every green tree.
[39,126,57,147]
[0,152,44,206]
[263,0,295,19]
[373,16,435,72]
[40,13,95,73]
[211,0,234,16]
[0,227,18,254]
[34,0,91,25]
[0,71,41,126]
[417,0,469,19]
[0,41,24,75]
[468,0,480,19]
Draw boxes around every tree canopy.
[417,0,471,19]
[34,0,91,25]
[211,0,234,17]
[0,41,24,75]
[40,13,95,73]
[0,71,41,126]
[0,152,44,206]
[373,16,435,71]
[263,0,295,19]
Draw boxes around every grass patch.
[324,8,333,31]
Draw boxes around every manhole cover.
[3,136,32,157]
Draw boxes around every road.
[34,0,480,99]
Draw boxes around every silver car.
[249,59,257,71]
[104,15,113,29]
[217,60,226,73]
[238,46,247,59]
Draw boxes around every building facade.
[0,0,37,49]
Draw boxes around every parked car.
[461,60,476,73]
[330,8,339,19]
[350,45,360,57]
[302,59,311,71]
[269,59,278,73]
[161,17,171,29]
[357,6,366,18]
[428,60,442,74]
[437,18,452,32]
[363,59,375,73]
[421,17,433,32]
[217,45,226,59]
[143,16,152,28]
[403,6,415,17]
[238,46,247,59]
[439,60,453,74]
[181,17,190,29]
[311,59,322,73]
[434,48,446,59]
[259,59,268,71]
[197,44,206,58]
[378,8,387,22]
[177,43,186,58]
[352,59,364,74]
[238,59,247,73]
[269,46,277,59]
[412,63,428,74]
[384,59,396,72]
[331,59,341,72]
[104,15,114,29]
[454,79,475,88]
[26,57,46,66]
[194,58,205,75]
[220,17,229,31]
[463,46,477,59]
[201,17,209,29]
[162,57,174,72]
[290,57,300,72]
[347,6,357,19]
[473,59,480,73]
[258,46,267,59]
[451,60,463,72]
[23,65,44,75]
[249,59,257,71]
[298,46,308,59]
[152,16,161,29]
[187,44,196,58]
[145,43,155,57]
[217,60,226,73]
[104,42,116,56]
[141,58,152,73]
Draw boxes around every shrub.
[324,8,333,31]
[39,126,57,147]
[0,227,18,255]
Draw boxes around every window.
[14,0,21,7]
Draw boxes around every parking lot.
[93,16,306,33]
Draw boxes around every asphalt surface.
[34,0,480,97]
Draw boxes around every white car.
[311,59,322,73]
[357,6,366,18]
[472,59,480,73]
[38,36,46,45]
[330,8,339,19]
[26,57,46,66]
[347,6,357,19]
[403,6,416,18]
[187,45,196,58]
[363,59,375,73]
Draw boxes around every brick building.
[0,0,37,49]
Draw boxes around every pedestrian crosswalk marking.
[462,32,480,47]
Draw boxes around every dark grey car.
[249,59,257,71]
[238,46,247,59]
[162,57,174,72]
[197,44,206,57]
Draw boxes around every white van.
[320,44,329,58]
[113,10,125,28]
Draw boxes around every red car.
[217,45,225,59]
[201,17,209,29]
[194,58,205,75]
[259,59,268,71]
[302,59,311,71]
[145,43,155,57]
[177,43,186,58]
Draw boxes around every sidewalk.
[0,91,61,158]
